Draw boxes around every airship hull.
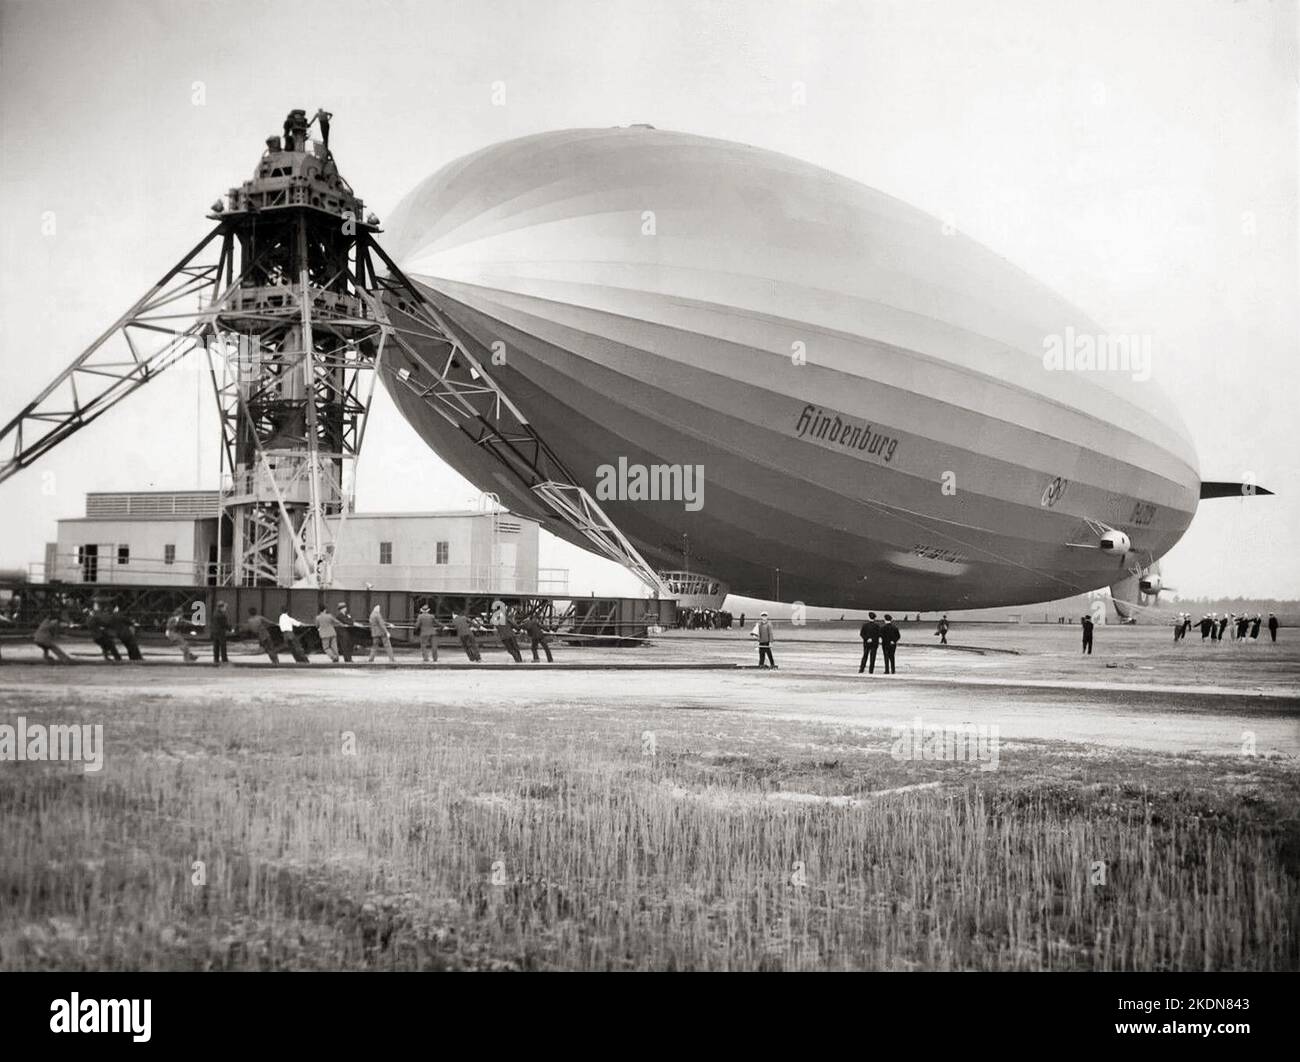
[382,128,1200,610]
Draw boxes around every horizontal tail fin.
[1200,481,1274,499]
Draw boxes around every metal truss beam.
[357,236,670,597]
[0,226,230,483]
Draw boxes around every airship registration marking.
[1041,476,1069,508]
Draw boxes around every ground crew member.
[452,610,480,661]
[334,602,356,661]
[109,607,144,661]
[277,608,310,662]
[245,607,279,664]
[881,614,901,674]
[414,604,439,662]
[34,617,72,663]
[85,607,121,661]
[936,615,949,645]
[1237,614,1250,640]
[1268,613,1279,642]
[1217,614,1229,640]
[1081,614,1094,654]
[210,601,231,666]
[490,600,523,662]
[315,605,340,662]
[165,607,199,663]
[859,612,882,674]
[367,604,395,663]
[1199,614,1213,639]
[750,611,776,669]
[521,612,553,662]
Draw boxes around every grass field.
[2,658,1297,971]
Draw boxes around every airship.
[380,126,1260,611]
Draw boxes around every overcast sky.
[1,0,1295,599]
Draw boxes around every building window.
[379,542,392,565]
[435,541,449,564]
[164,544,176,566]
[117,545,130,565]
[78,545,98,583]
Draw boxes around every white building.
[47,492,561,593]
[329,509,558,593]
[48,491,222,586]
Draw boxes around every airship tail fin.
[1200,481,1274,498]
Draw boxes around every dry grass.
[1,684,1297,970]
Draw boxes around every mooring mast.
[0,108,669,596]
[209,107,380,586]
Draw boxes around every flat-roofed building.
[46,492,561,593]
[50,491,222,586]
[329,510,559,593]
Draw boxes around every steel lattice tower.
[210,109,380,586]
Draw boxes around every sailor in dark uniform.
[880,614,901,674]
[858,612,881,674]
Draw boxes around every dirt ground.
[3,623,1296,758]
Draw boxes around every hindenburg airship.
[381,126,1259,611]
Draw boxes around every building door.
[78,544,98,583]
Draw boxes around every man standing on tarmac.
[85,607,121,661]
[334,601,356,662]
[165,607,199,663]
[414,604,439,663]
[1081,614,1094,655]
[210,601,232,666]
[936,615,950,645]
[34,617,72,663]
[315,605,340,662]
[1268,613,1279,642]
[451,610,481,661]
[521,612,553,662]
[245,607,279,664]
[367,604,396,663]
[750,611,776,669]
[859,612,881,674]
[880,614,901,674]
[490,600,523,662]
[278,608,311,663]
[109,607,144,661]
